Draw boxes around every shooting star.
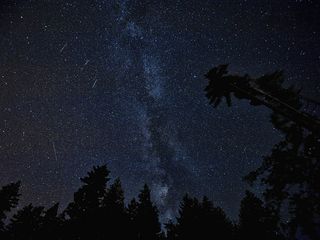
[52,141,58,162]
[59,43,68,53]
[92,78,98,88]
[80,59,90,72]
[243,146,248,159]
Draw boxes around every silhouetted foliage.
[205,65,320,239]
[101,178,129,239]
[6,203,61,240]
[0,165,290,239]
[0,181,20,231]
[7,204,44,240]
[40,203,62,240]
[65,165,110,219]
[166,194,235,239]
[245,129,320,239]
[205,64,234,107]
[238,191,283,240]
[204,64,319,133]
[134,184,161,240]
[64,165,110,239]
[127,197,140,237]
[0,181,20,239]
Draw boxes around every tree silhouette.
[204,64,234,107]
[100,178,129,239]
[205,65,320,239]
[127,197,140,238]
[103,178,124,210]
[200,196,235,239]
[6,203,62,240]
[166,194,235,239]
[0,164,301,239]
[128,198,139,221]
[165,194,199,240]
[134,184,161,240]
[238,191,283,240]
[65,165,110,218]
[64,165,110,239]
[40,203,62,240]
[0,182,21,239]
[245,129,320,239]
[6,204,44,240]
[165,220,178,240]
[0,181,20,232]
[204,64,320,133]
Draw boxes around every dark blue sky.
[0,0,319,221]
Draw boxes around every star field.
[0,0,319,221]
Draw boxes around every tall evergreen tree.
[127,198,139,221]
[167,194,234,239]
[127,198,139,238]
[135,184,161,240]
[238,191,283,240]
[6,204,44,240]
[103,178,125,210]
[40,203,62,240]
[174,194,201,239]
[65,165,110,219]
[64,165,110,239]
[165,220,178,240]
[101,178,129,239]
[0,181,21,231]
[200,196,234,239]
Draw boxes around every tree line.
[0,165,285,240]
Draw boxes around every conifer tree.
[239,191,283,240]
[127,198,139,238]
[168,194,234,239]
[64,165,110,239]
[0,181,21,231]
[7,204,44,240]
[135,184,161,240]
[101,178,129,239]
[40,203,62,240]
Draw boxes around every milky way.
[0,0,319,221]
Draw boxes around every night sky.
[0,0,319,221]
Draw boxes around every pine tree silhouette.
[127,197,140,238]
[40,203,62,240]
[6,204,44,240]
[238,191,283,240]
[0,182,20,239]
[0,164,301,239]
[174,194,201,239]
[103,178,125,210]
[200,196,235,239]
[101,178,129,239]
[134,184,161,240]
[165,220,178,240]
[0,182,20,231]
[65,165,110,218]
[64,165,110,239]
[167,194,235,239]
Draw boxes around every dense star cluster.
[0,0,319,221]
